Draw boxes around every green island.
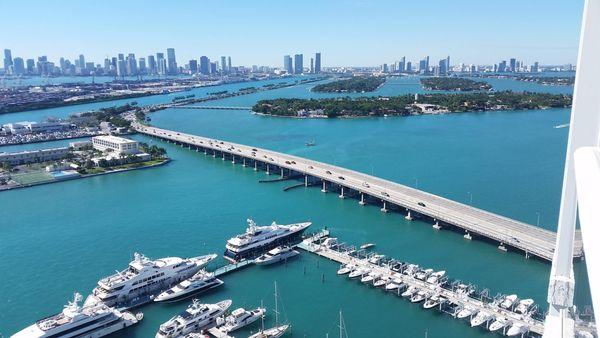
[421,77,492,91]
[515,76,575,86]
[252,91,572,118]
[311,76,386,93]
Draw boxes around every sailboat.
[248,282,290,338]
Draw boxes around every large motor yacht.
[85,252,217,308]
[154,270,224,302]
[224,219,311,262]
[12,292,142,338]
[155,299,232,338]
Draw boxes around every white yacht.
[401,286,418,298]
[425,270,446,284]
[336,263,354,275]
[85,253,217,308]
[368,254,384,265]
[348,267,369,279]
[248,324,289,338]
[514,298,534,314]
[488,317,509,332]
[499,294,518,309]
[402,264,420,276]
[255,246,299,265]
[154,270,224,302]
[155,299,232,338]
[373,277,388,288]
[360,271,380,284]
[224,219,311,262]
[423,295,445,309]
[506,323,529,336]
[410,290,428,303]
[216,307,266,333]
[470,310,494,327]
[414,268,433,281]
[12,293,142,338]
[385,278,403,291]
[456,306,477,319]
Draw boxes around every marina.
[296,231,596,337]
[134,124,584,262]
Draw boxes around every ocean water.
[0,77,589,338]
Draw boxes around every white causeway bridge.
[134,124,584,262]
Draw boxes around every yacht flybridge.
[85,252,217,308]
[12,292,143,338]
[224,219,311,262]
[154,270,224,302]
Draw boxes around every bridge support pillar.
[242,158,247,167]
[304,175,308,187]
[405,210,413,221]
[222,152,226,161]
[280,168,284,178]
[339,186,345,199]
[212,150,216,158]
[232,156,236,164]
[381,201,388,213]
[254,161,258,171]
[204,148,208,155]
[321,181,328,193]
[266,164,270,175]
[359,193,366,205]
[433,220,442,230]
[525,251,530,259]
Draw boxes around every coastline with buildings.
[0,135,168,191]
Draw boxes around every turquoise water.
[0,77,589,337]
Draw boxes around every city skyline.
[0,0,583,66]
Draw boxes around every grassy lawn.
[12,172,55,185]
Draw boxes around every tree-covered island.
[515,76,575,86]
[312,76,386,93]
[420,77,493,91]
[252,91,572,118]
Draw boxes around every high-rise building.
[147,55,156,74]
[315,52,321,73]
[78,54,85,69]
[210,62,217,74]
[227,57,231,72]
[399,57,406,72]
[220,56,227,73]
[284,55,293,74]
[294,54,303,74]
[200,56,210,75]
[310,58,314,73]
[438,58,447,76]
[419,59,427,74]
[498,60,507,73]
[26,59,35,74]
[406,61,412,72]
[189,60,198,74]
[126,53,137,75]
[3,49,13,73]
[138,58,146,74]
[117,59,127,77]
[509,58,516,72]
[12,57,24,75]
[167,48,177,75]
[532,61,540,73]
[446,56,450,72]
[382,63,389,73]
[156,53,166,75]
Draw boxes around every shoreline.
[0,158,170,192]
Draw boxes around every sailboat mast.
[274,281,279,326]
[339,310,343,338]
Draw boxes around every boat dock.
[213,259,254,277]
[297,234,596,337]
[133,124,584,262]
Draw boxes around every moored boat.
[255,246,299,265]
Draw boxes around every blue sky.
[0,0,584,67]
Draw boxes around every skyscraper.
[227,56,231,72]
[78,54,85,69]
[419,59,427,74]
[210,62,217,74]
[138,58,146,74]
[310,58,314,73]
[26,59,35,74]
[12,57,24,75]
[509,58,516,72]
[3,49,13,73]
[221,56,227,73]
[167,48,177,75]
[198,56,209,75]
[399,56,406,73]
[126,53,137,75]
[498,60,507,73]
[315,52,321,73]
[156,53,166,75]
[284,55,293,74]
[438,58,447,76]
[147,55,156,74]
[189,60,198,74]
[294,54,303,74]
[406,61,412,72]
[446,56,450,72]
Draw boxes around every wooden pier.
[134,124,584,262]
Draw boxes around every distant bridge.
[166,105,252,111]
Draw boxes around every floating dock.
[134,124,584,262]
[296,233,596,337]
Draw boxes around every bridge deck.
[134,124,584,261]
